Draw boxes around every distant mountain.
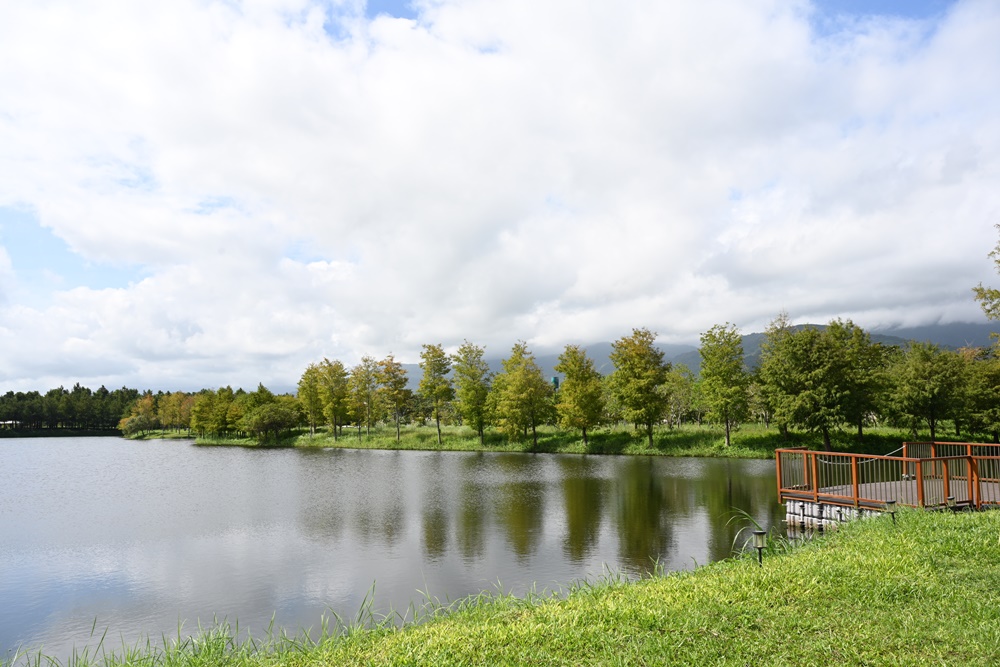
[397,322,999,387]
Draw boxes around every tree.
[553,344,604,446]
[889,342,965,441]
[297,363,325,436]
[243,400,299,443]
[759,321,854,451]
[829,320,896,441]
[608,328,671,448]
[451,340,492,445]
[698,323,749,447]
[963,348,1000,442]
[418,343,454,446]
[377,354,410,443]
[487,341,554,447]
[974,223,1000,320]
[756,312,795,437]
[349,356,380,437]
[318,358,350,440]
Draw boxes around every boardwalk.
[776,443,1000,512]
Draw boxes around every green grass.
[195,422,927,459]
[10,509,1000,666]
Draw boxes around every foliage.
[377,355,410,443]
[297,363,325,436]
[348,356,380,437]
[318,358,350,440]
[451,340,492,445]
[888,342,965,440]
[553,344,604,445]
[973,222,1000,320]
[417,343,454,446]
[487,341,555,447]
[608,328,671,448]
[698,323,749,447]
[755,316,887,450]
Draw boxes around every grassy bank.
[10,508,1000,666]
[196,423,919,458]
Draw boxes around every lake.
[0,437,782,660]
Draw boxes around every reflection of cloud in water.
[1,440,782,661]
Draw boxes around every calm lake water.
[0,437,782,660]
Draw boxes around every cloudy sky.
[1,0,998,392]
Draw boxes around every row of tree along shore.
[4,315,998,450]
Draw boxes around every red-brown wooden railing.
[776,443,1000,511]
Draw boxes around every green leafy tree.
[963,348,1000,442]
[244,399,300,443]
[319,358,350,440]
[666,365,698,427]
[297,363,324,436]
[974,223,1000,320]
[756,312,795,437]
[418,343,454,445]
[349,356,380,437]
[760,322,851,451]
[828,320,896,440]
[698,323,749,447]
[451,340,492,445]
[377,354,410,443]
[553,344,604,446]
[889,342,965,441]
[487,341,555,447]
[608,328,671,448]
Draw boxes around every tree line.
[5,320,999,448]
[285,319,1000,450]
[0,384,140,432]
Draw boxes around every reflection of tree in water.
[456,481,487,561]
[695,460,784,563]
[615,457,677,575]
[454,454,491,562]
[421,474,449,562]
[497,481,545,562]
[559,457,606,563]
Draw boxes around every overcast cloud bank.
[1,0,998,391]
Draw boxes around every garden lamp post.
[885,500,897,525]
[752,530,766,566]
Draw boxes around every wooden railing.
[776,443,1000,510]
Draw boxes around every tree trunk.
[724,418,731,448]
[395,411,401,443]
[822,426,832,452]
[646,421,654,449]
[531,422,538,449]
[582,426,588,448]
[435,411,442,446]
[856,419,863,442]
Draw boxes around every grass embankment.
[195,423,918,459]
[13,509,1000,666]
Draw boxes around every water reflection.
[0,439,781,662]
[559,457,606,563]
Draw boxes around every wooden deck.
[776,443,1000,530]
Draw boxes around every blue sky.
[0,206,142,300]
[0,0,996,391]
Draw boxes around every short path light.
[885,500,897,525]
[752,530,766,567]
[947,496,956,512]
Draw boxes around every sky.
[1,0,998,392]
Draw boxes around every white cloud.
[0,0,998,390]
